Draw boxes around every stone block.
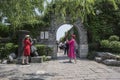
[16,57,23,64]
[46,56,52,60]
[97,52,119,60]
[2,59,8,64]
[31,56,43,63]
[116,56,120,60]
[103,59,120,66]
[95,57,102,63]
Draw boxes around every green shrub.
[46,46,53,56]
[110,41,120,52]
[100,40,110,48]
[35,44,46,56]
[0,43,18,59]
[87,51,97,60]
[100,35,120,53]
[109,35,119,41]
[0,43,14,58]
[35,44,53,56]
[42,55,47,61]
[0,23,9,37]
[89,42,100,51]
[0,44,6,59]
[5,43,14,52]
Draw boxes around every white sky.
[56,24,73,41]
[47,0,52,3]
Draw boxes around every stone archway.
[49,15,88,59]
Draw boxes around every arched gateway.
[39,15,88,59]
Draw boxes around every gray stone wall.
[37,14,88,59]
[74,20,88,58]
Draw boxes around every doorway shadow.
[56,55,68,60]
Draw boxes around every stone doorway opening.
[49,18,88,59]
[56,24,73,42]
[56,23,82,58]
[56,24,73,54]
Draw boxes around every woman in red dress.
[22,35,32,65]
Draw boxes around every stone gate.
[38,15,88,59]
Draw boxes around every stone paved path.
[0,51,120,80]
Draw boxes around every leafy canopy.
[0,0,119,29]
[0,0,45,28]
[45,0,119,23]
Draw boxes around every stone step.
[31,56,43,63]
[31,56,52,63]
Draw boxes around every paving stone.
[0,52,120,80]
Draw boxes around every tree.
[0,0,119,29]
[0,0,45,30]
[45,0,120,23]
[86,0,120,43]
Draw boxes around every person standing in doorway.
[68,34,77,63]
[64,39,69,55]
[22,35,32,65]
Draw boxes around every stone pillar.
[49,14,58,59]
[18,30,30,58]
[74,20,88,58]
[79,44,88,58]
[52,45,58,59]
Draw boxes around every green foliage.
[87,51,97,60]
[35,44,53,56]
[5,43,14,52]
[73,27,79,44]
[0,23,9,37]
[35,44,46,56]
[100,35,120,53]
[46,46,53,56]
[89,42,100,51]
[42,55,47,61]
[0,0,120,56]
[45,0,96,23]
[109,35,119,41]
[109,41,120,52]
[85,0,120,43]
[86,14,114,43]
[100,40,110,48]
[0,44,5,59]
[0,0,45,29]
[0,0,119,32]
[61,27,79,43]
[0,43,18,59]
[45,0,120,23]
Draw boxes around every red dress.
[23,39,31,56]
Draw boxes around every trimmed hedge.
[0,43,53,59]
[109,35,119,41]
[35,44,53,56]
[110,41,120,52]
[100,40,110,48]
[100,35,120,53]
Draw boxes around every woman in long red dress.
[68,35,77,63]
[22,35,32,65]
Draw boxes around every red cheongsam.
[23,39,31,56]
